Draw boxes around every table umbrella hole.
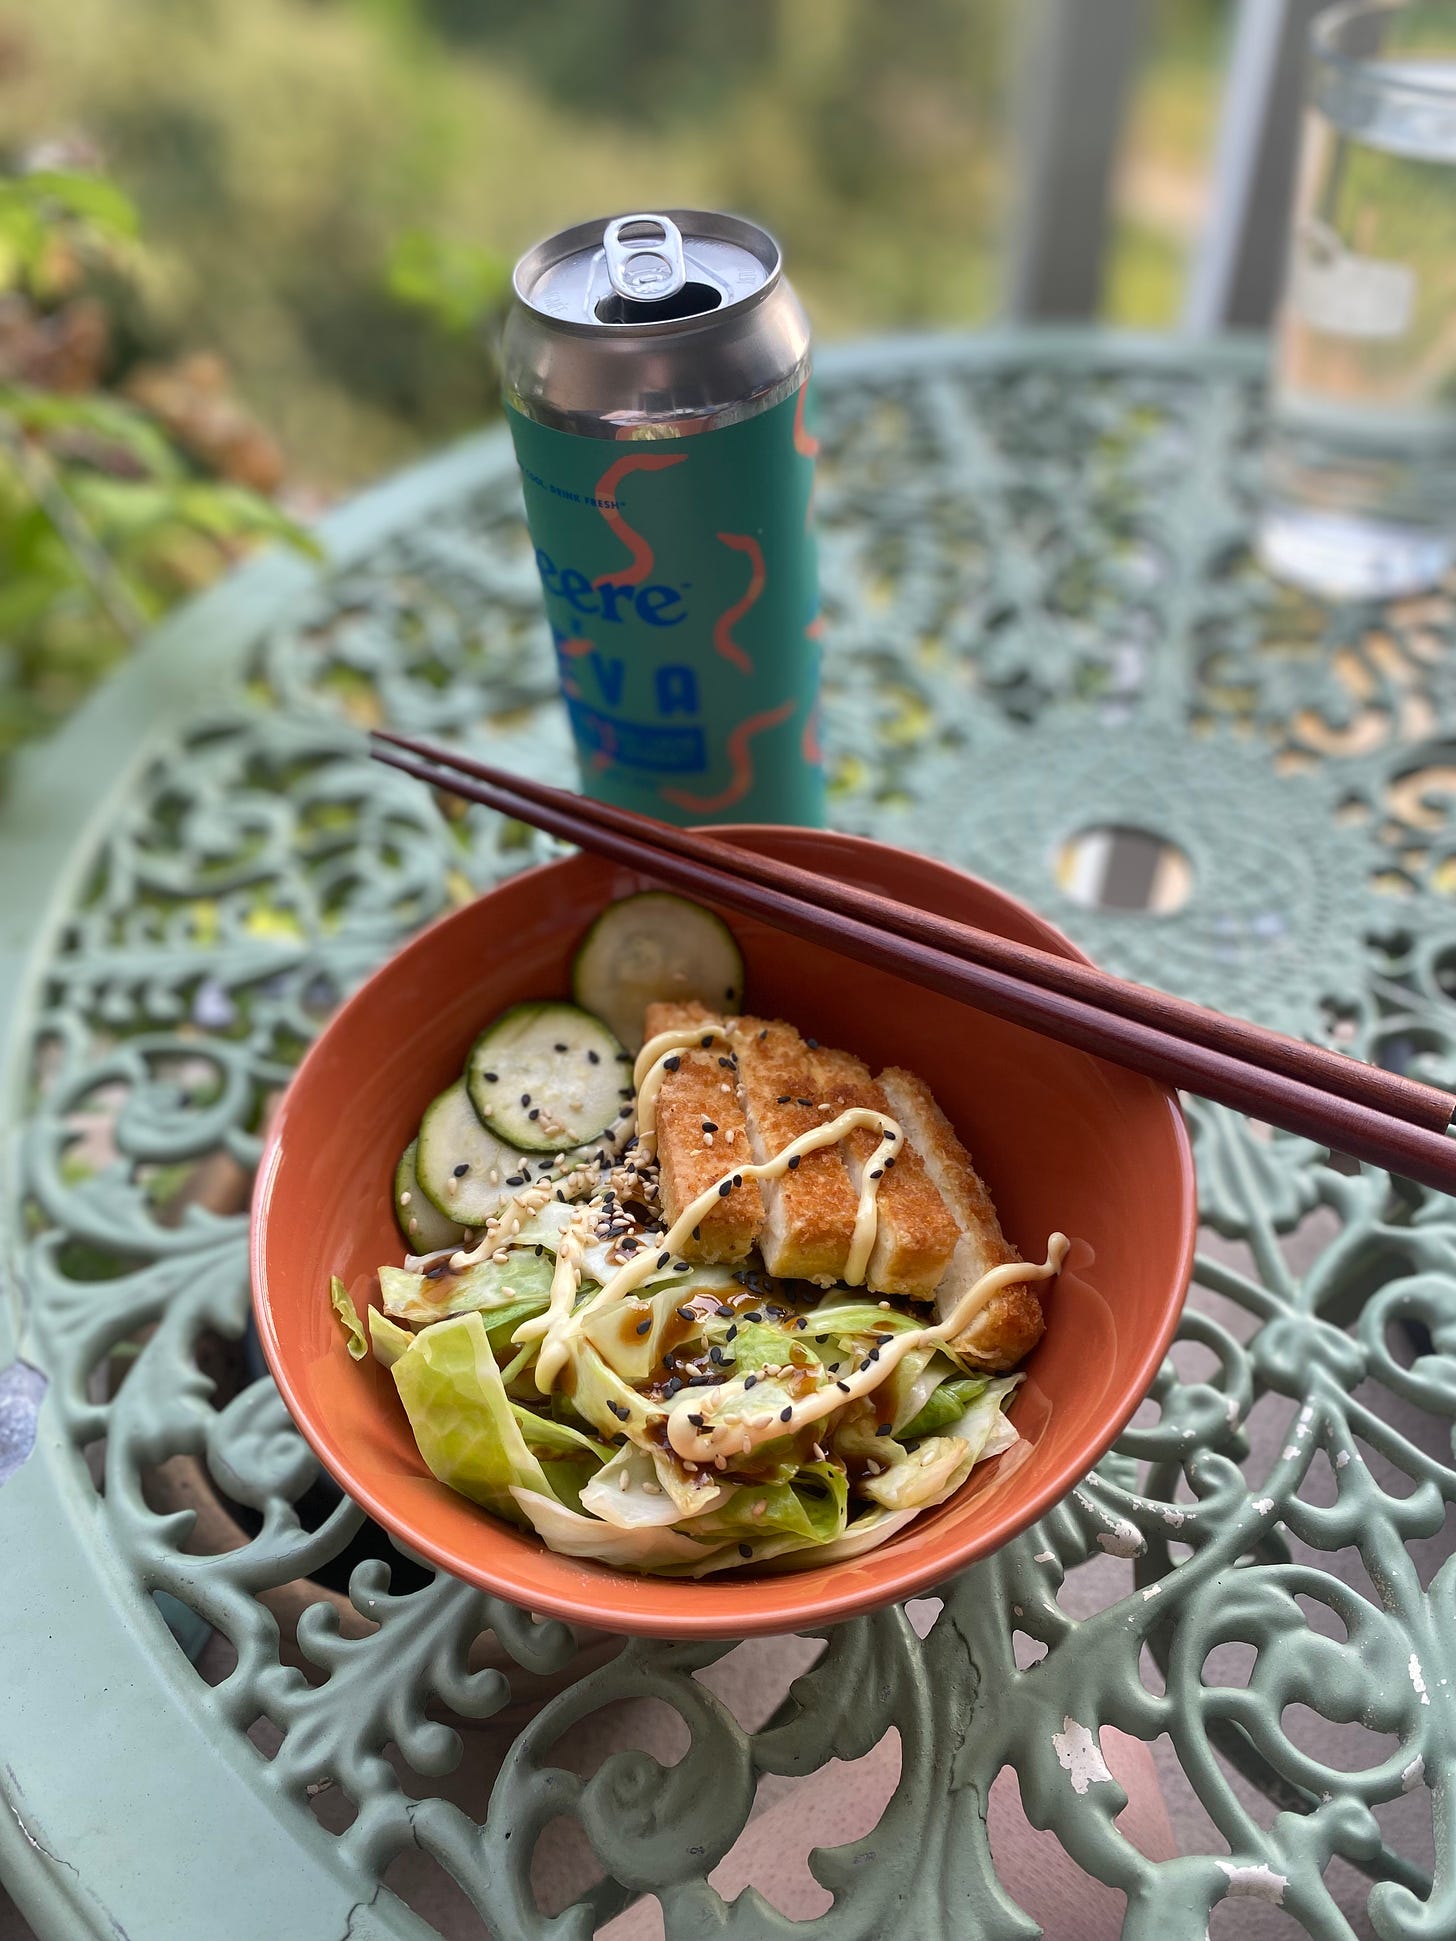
[1056,826,1192,914]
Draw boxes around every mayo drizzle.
[663,1235,1069,1465]
[631,1024,730,1156]
[530,1105,906,1391]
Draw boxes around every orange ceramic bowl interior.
[252,828,1195,1638]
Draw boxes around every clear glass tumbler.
[1261,1,1456,598]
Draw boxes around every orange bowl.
[252,828,1195,1638]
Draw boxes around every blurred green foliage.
[0,169,316,758]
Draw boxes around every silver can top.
[512,209,781,334]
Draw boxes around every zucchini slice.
[415,1080,536,1223]
[467,1001,627,1152]
[395,1138,470,1252]
[571,891,744,1052]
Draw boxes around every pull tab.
[604,213,686,305]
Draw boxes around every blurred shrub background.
[0,0,1229,754]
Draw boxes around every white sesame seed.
[865,1460,881,1477]
[618,1470,630,1491]
[720,1083,731,1094]
[642,1480,662,1496]
[400,1190,412,1207]
[751,1499,767,1518]
[714,1455,727,1470]
[812,1442,825,1460]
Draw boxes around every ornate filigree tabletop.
[2,332,1453,1940]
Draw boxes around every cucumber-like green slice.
[395,1138,470,1252]
[467,1001,627,1152]
[415,1080,537,1223]
[571,890,744,1052]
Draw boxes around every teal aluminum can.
[501,210,823,826]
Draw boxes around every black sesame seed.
[777,1095,791,1105]
[836,1380,850,1392]
[588,1049,601,1065]
[745,1374,757,1389]
[554,1042,568,1053]
[691,1372,718,1386]
[529,1108,541,1121]
[867,1348,880,1363]
[619,1088,633,1099]
[718,1056,733,1070]
[746,1311,763,1324]
[452,1162,470,1178]
[816,1334,829,1344]
[716,1303,734,1318]
[621,1238,639,1253]
[665,1055,681,1072]
[663,1377,682,1398]
[483,1071,498,1083]
[617,1051,632,1063]
[635,1318,651,1336]
[806,1038,819,1050]
[608,1401,629,1421]
[739,1542,753,1558]
[701,1120,718,1134]
[726,1324,738,1341]
[758,1029,768,1042]
[424,1261,450,1279]
[657,1252,670,1270]
[688,1413,706,1429]
[520,1093,531,1107]
[677,1306,695,1322]
[787,1155,801,1170]
[870,1168,883,1180]
[876,1422,894,1437]
[709,1347,724,1365]
[732,1174,742,1187]
[700,1035,713,1047]
[718,1181,732,1197]
[506,1174,526,1187]
[692,1225,702,1241]
[780,1406,793,1422]
[535,1244,545,1256]
[797,1098,812,1108]
[883,1129,897,1142]
[674,1261,691,1272]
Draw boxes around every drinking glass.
[1261,1,1456,598]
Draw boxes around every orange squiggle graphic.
[592,452,687,587]
[801,699,823,766]
[713,532,765,675]
[805,614,827,640]
[557,635,594,657]
[660,699,796,815]
[793,380,819,458]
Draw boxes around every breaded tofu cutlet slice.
[642,999,762,1262]
[726,1016,860,1284]
[877,1066,1045,1371]
[805,1046,960,1296]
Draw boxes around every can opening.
[594,281,724,325]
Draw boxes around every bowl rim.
[251,827,1197,1638]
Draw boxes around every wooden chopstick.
[373,729,1453,1135]
[369,733,1456,1195]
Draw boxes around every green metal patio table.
[2,330,1453,1941]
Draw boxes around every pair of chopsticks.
[369,730,1456,1196]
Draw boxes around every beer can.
[501,210,823,826]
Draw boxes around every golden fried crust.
[643,998,718,1039]
[805,1048,960,1297]
[876,1066,1046,1370]
[642,1002,761,1262]
[726,1016,859,1282]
